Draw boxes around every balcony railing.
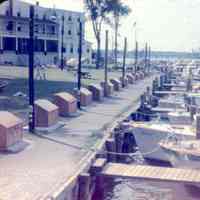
[1,29,59,39]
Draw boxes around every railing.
[0,30,59,39]
[0,30,18,36]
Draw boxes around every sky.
[23,0,200,52]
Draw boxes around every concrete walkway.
[0,75,156,200]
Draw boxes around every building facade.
[0,0,92,66]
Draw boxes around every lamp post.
[122,37,127,88]
[148,46,151,73]
[29,5,35,133]
[144,42,148,74]
[60,15,64,70]
[104,30,109,96]
[77,21,83,109]
[133,22,138,74]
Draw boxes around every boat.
[129,120,196,162]
[159,139,200,169]
[127,61,200,163]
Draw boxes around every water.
[92,157,200,200]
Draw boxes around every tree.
[106,0,131,67]
[84,0,108,69]
[0,0,7,4]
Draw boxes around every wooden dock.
[154,90,185,95]
[101,163,200,185]
[163,83,185,87]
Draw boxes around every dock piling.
[105,138,116,162]
[78,173,91,200]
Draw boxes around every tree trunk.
[96,37,101,69]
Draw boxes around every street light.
[133,22,138,74]
[28,6,60,133]
[148,46,151,73]
[60,15,65,70]
[122,37,127,88]
[29,5,35,133]
[144,42,148,74]
[104,30,109,96]
[77,21,83,109]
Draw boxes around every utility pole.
[77,21,82,109]
[148,46,151,73]
[135,41,138,73]
[29,5,35,133]
[104,30,108,90]
[60,15,65,70]
[144,42,148,74]
[122,37,127,88]
[114,14,119,68]
[133,21,137,74]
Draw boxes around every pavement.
[0,74,156,200]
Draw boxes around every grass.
[0,66,123,111]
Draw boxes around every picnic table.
[72,71,92,79]
[81,71,92,79]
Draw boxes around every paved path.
[0,75,156,200]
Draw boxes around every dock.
[101,163,200,185]
[0,75,157,200]
[154,90,185,95]
[163,83,185,88]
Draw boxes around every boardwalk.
[102,163,200,185]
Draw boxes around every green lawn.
[0,66,123,111]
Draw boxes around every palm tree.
[105,0,131,67]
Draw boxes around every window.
[17,26,21,32]
[62,46,66,53]
[77,29,80,35]
[35,24,39,33]
[18,38,29,54]
[17,12,21,17]
[35,39,44,52]
[6,21,13,31]
[77,17,80,22]
[70,45,73,53]
[47,25,56,35]
[87,49,90,53]
[51,25,56,34]
[68,30,71,35]
[5,10,9,16]
[42,24,45,34]
[3,37,16,51]
[68,16,72,21]
[46,40,58,52]
[17,23,22,32]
